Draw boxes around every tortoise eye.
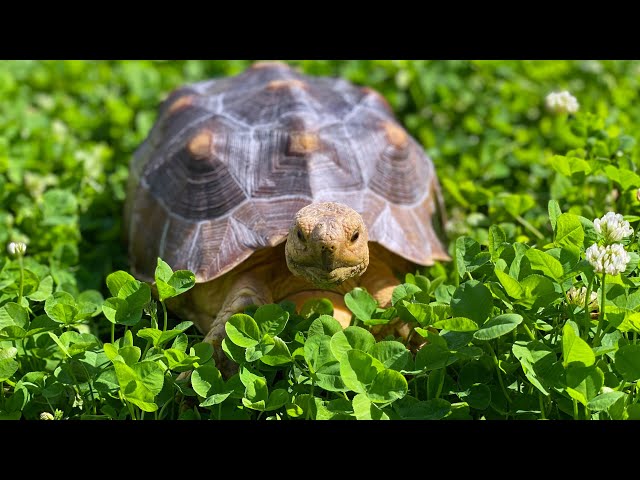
[297,229,305,242]
[351,231,359,242]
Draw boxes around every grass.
[1,60,640,419]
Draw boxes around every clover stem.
[582,275,596,340]
[522,322,536,341]
[593,271,606,347]
[111,323,115,344]
[435,369,444,400]
[572,398,579,420]
[161,300,168,332]
[306,379,315,420]
[514,214,544,240]
[487,342,511,404]
[538,393,546,420]
[17,254,24,306]
[559,282,576,325]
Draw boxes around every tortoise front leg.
[203,273,273,378]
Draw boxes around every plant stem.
[487,342,512,404]
[582,275,596,340]
[515,214,544,240]
[522,322,536,341]
[162,300,168,332]
[572,398,579,420]
[17,254,24,306]
[306,379,315,420]
[111,323,115,344]
[538,393,547,420]
[559,282,576,326]
[594,271,606,347]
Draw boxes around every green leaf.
[587,391,626,411]
[344,288,378,321]
[398,398,451,420]
[0,347,19,382]
[101,297,127,324]
[414,333,457,371]
[455,236,490,279]
[550,155,592,178]
[190,342,214,364]
[106,270,136,297]
[397,302,431,326]
[488,224,507,262]
[330,326,376,363]
[265,389,289,411]
[225,314,261,348]
[566,365,603,407]
[299,298,334,318]
[45,291,78,324]
[548,200,562,233]
[26,275,53,301]
[304,334,336,373]
[368,341,410,371]
[167,270,196,296]
[117,280,151,310]
[366,369,408,404]
[352,393,389,420]
[458,384,491,410]
[473,314,522,341]
[494,267,524,299]
[562,324,595,367]
[254,304,289,337]
[391,283,422,306]
[517,274,558,309]
[154,259,193,301]
[512,341,556,395]
[154,257,173,284]
[192,364,232,406]
[501,193,535,218]
[554,213,584,252]
[308,315,343,337]
[119,345,142,366]
[240,366,269,411]
[450,280,493,325]
[525,248,563,281]
[136,321,193,348]
[340,349,385,394]
[259,336,292,366]
[614,344,640,381]
[0,302,28,329]
[114,360,164,412]
[432,317,478,332]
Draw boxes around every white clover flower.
[7,241,27,256]
[586,243,630,275]
[593,212,633,243]
[566,286,598,310]
[39,412,55,420]
[545,90,579,114]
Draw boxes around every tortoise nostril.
[321,244,336,253]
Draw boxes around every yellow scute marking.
[187,130,213,159]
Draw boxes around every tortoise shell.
[125,62,449,283]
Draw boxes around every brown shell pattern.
[125,62,449,283]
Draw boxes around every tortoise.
[124,61,450,376]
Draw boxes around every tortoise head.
[285,202,369,288]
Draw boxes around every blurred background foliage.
[1,60,640,296]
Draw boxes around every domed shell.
[125,62,449,283]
